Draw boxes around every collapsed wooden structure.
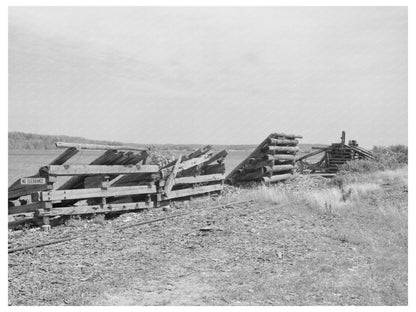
[225,133,302,184]
[8,143,226,228]
[296,131,375,176]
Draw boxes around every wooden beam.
[8,212,36,224]
[271,133,303,139]
[160,145,213,169]
[41,184,157,201]
[263,146,299,153]
[41,164,159,176]
[263,154,296,161]
[49,147,80,165]
[164,184,223,200]
[173,174,225,185]
[267,138,299,145]
[55,142,147,151]
[37,201,153,217]
[8,201,52,215]
[178,154,212,171]
[203,150,228,165]
[261,173,292,183]
[164,155,182,196]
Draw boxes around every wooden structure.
[159,146,226,202]
[225,133,302,184]
[296,131,375,176]
[8,142,227,228]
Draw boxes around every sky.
[8,7,407,147]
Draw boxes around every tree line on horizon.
[8,132,258,151]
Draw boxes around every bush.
[338,159,384,173]
[372,145,408,168]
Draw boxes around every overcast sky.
[8,7,407,147]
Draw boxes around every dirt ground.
[8,172,408,306]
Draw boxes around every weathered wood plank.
[267,138,299,145]
[58,150,120,190]
[56,142,147,151]
[261,173,292,183]
[263,146,299,153]
[204,150,228,165]
[164,184,223,200]
[41,164,159,176]
[37,201,153,216]
[49,147,80,165]
[8,201,52,215]
[173,174,225,185]
[203,163,226,175]
[164,155,182,196]
[160,145,213,169]
[271,133,303,139]
[263,154,296,161]
[8,212,36,224]
[41,185,157,201]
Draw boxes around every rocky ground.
[8,170,408,306]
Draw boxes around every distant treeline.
[8,132,258,151]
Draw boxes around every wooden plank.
[8,184,49,199]
[178,154,212,171]
[161,145,213,169]
[8,202,52,215]
[164,155,182,196]
[263,146,299,153]
[41,185,157,201]
[164,184,223,200]
[261,173,292,183]
[263,154,296,161]
[55,142,146,151]
[173,174,225,185]
[58,150,120,190]
[49,147,80,165]
[271,133,303,139]
[203,150,228,165]
[41,164,159,176]
[8,212,36,224]
[37,201,153,217]
[203,163,226,175]
[267,138,299,145]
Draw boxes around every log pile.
[296,131,375,176]
[8,142,227,228]
[225,133,302,184]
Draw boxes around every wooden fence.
[8,143,226,228]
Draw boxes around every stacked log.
[225,133,302,184]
